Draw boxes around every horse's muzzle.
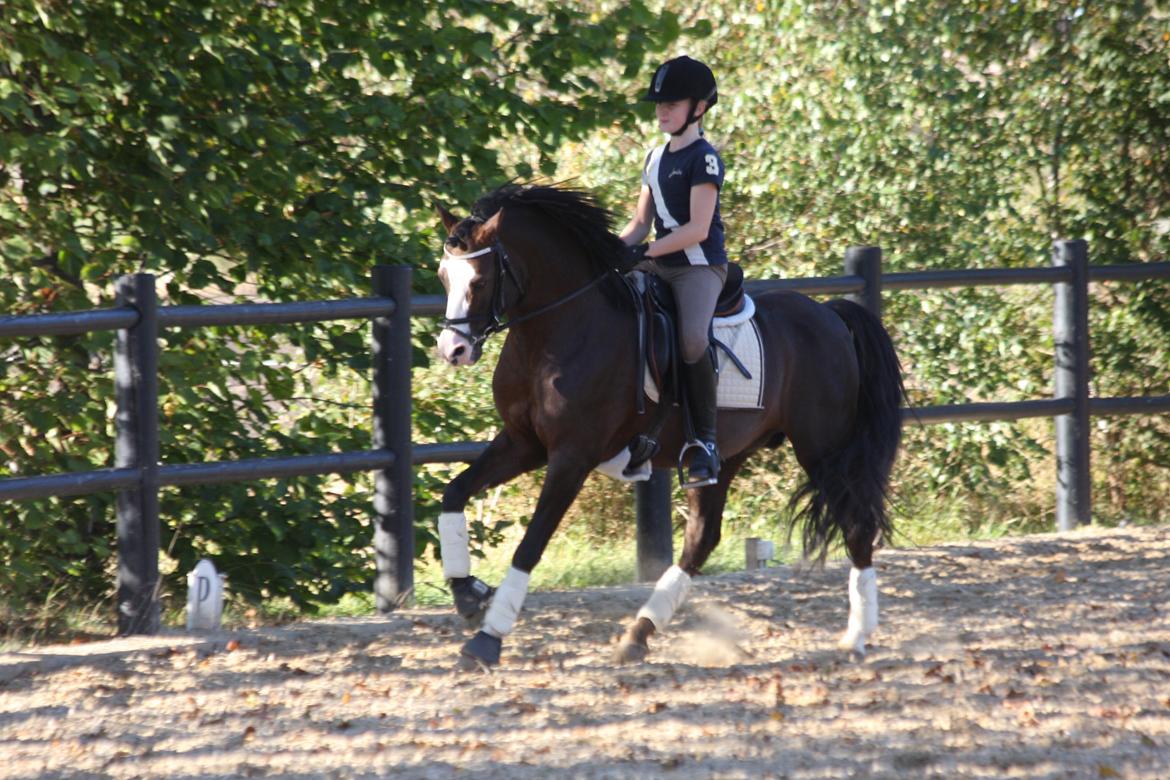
[437,328,481,366]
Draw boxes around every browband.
[443,245,495,261]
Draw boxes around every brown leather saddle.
[618,263,748,475]
[638,262,746,397]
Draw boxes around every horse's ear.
[474,209,503,240]
[434,202,461,234]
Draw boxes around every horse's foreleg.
[440,431,544,622]
[839,535,878,656]
[459,454,590,671]
[616,453,747,664]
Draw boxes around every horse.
[432,183,904,670]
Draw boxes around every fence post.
[1053,240,1091,531]
[372,265,414,611]
[635,469,673,581]
[114,273,161,635]
[845,246,883,317]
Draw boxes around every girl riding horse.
[620,55,727,490]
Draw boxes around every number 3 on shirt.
[704,154,719,176]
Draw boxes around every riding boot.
[680,356,719,488]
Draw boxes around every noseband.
[440,240,612,348]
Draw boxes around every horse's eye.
[470,279,487,291]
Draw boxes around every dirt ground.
[1,524,1168,780]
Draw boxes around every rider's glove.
[619,243,649,272]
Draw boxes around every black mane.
[472,184,627,277]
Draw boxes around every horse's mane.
[471,184,627,277]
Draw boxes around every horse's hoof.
[459,630,501,672]
[451,576,494,627]
[613,640,649,665]
[838,630,868,658]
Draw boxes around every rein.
[441,241,612,348]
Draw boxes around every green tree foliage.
[3,0,1168,625]
[0,0,680,615]
[562,0,1169,530]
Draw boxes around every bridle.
[440,238,612,349]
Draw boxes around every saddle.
[615,264,752,477]
[636,263,750,401]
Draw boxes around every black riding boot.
[680,356,719,488]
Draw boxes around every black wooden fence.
[2,242,1169,634]
[0,266,414,635]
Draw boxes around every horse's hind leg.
[839,531,879,657]
[440,431,544,623]
[789,430,883,657]
[616,452,749,664]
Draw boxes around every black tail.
[790,299,905,564]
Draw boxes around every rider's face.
[655,99,692,135]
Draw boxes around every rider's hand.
[620,243,649,271]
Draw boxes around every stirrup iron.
[677,439,719,489]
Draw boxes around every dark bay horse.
[434,184,903,670]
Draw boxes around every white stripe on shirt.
[645,144,711,266]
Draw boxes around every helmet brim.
[640,89,718,107]
[640,89,686,103]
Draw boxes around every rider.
[620,55,727,489]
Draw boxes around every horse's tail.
[790,299,905,562]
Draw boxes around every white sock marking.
[636,564,693,631]
[482,566,530,639]
[839,566,878,654]
[438,511,471,580]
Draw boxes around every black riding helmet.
[641,56,718,135]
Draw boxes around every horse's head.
[435,204,519,366]
[435,185,625,366]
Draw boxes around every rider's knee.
[679,333,709,365]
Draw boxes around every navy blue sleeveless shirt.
[641,138,728,267]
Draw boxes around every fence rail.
[2,243,1168,633]
[0,266,414,635]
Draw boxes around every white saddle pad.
[644,295,765,410]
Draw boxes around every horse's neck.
[505,286,632,367]
[513,260,595,313]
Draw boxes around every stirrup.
[624,434,660,476]
[677,440,719,489]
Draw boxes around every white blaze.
[437,257,476,365]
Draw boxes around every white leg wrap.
[438,512,471,579]
[482,566,530,639]
[839,566,879,654]
[594,446,652,482]
[636,565,692,631]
